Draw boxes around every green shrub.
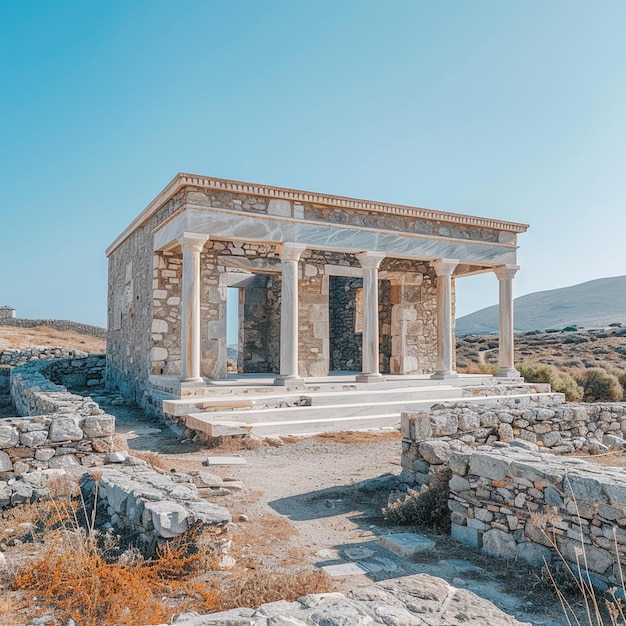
[517,362,583,402]
[580,367,624,402]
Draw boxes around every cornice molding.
[106,173,529,257]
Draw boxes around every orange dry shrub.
[14,516,220,626]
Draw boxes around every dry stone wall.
[448,443,626,589]
[400,399,626,589]
[1,347,90,367]
[0,357,115,487]
[80,464,231,551]
[0,317,106,339]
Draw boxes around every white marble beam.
[276,243,307,385]
[356,252,386,382]
[431,259,459,380]
[178,233,209,383]
[494,265,520,377]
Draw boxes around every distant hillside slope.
[456,275,626,336]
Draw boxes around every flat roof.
[106,173,529,257]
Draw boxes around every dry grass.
[231,513,297,559]
[0,325,105,352]
[131,450,170,470]
[205,435,264,453]
[310,429,401,444]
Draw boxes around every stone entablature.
[106,174,527,411]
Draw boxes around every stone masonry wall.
[107,190,186,407]
[0,317,106,339]
[447,443,626,589]
[400,400,626,588]
[329,276,362,371]
[401,399,626,488]
[0,358,115,480]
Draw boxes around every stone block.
[378,532,436,557]
[458,411,480,432]
[144,500,190,538]
[151,319,168,333]
[448,475,471,493]
[184,500,231,525]
[0,424,19,448]
[418,440,450,464]
[48,415,83,442]
[448,451,471,476]
[0,450,13,472]
[431,412,458,436]
[48,454,80,468]
[564,474,607,505]
[150,347,168,362]
[83,415,116,437]
[469,453,509,482]
[451,523,482,548]
[35,448,55,461]
[20,430,48,447]
[482,528,517,559]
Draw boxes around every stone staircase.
[158,374,560,439]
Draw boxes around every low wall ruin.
[0,357,114,503]
[400,400,626,589]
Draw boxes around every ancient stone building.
[106,174,527,411]
[0,305,16,319]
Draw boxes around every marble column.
[431,259,459,379]
[276,243,307,385]
[356,251,385,382]
[494,265,520,377]
[178,233,209,383]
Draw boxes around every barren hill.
[456,275,626,336]
[0,325,106,353]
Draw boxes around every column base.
[495,368,521,378]
[179,379,207,397]
[430,370,459,380]
[274,375,304,387]
[356,373,386,383]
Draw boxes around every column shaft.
[495,265,520,377]
[179,234,209,383]
[277,243,306,384]
[431,259,459,379]
[356,252,385,382]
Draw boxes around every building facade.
[106,174,527,409]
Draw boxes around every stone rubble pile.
[80,463,231,548]
[156,573,530,625]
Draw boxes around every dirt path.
[94,390,572,626]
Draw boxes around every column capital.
[432,258,459,277]
[356,251,385,270]
[494,265,519,281]
[278,243,306,262]
[178,233,209,254]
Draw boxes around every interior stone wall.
[329,276,362,371]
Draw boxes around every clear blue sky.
[1,0,625,340]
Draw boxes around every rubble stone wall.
[401,399,626,487]
[0,358,115,485]
[80,465,231,551]
[400,399,626,589]
[0,317,106,338]
[448,444,626,589]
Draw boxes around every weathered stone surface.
[82,415,115,437]
[482,528,517,559]
[0,424,19,447]
[0,450,13,472]
[378,532,435,557]
[418,440,450,464]
[469,453,509,481]
[20,429,48,447]
[48,415,83,442]
[158,573,530,625]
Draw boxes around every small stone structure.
[0,305,16,319]
[106,174,527,413]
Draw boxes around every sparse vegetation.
[383,479,451,533]
[578,367,624,403]
[517,362,583,402]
